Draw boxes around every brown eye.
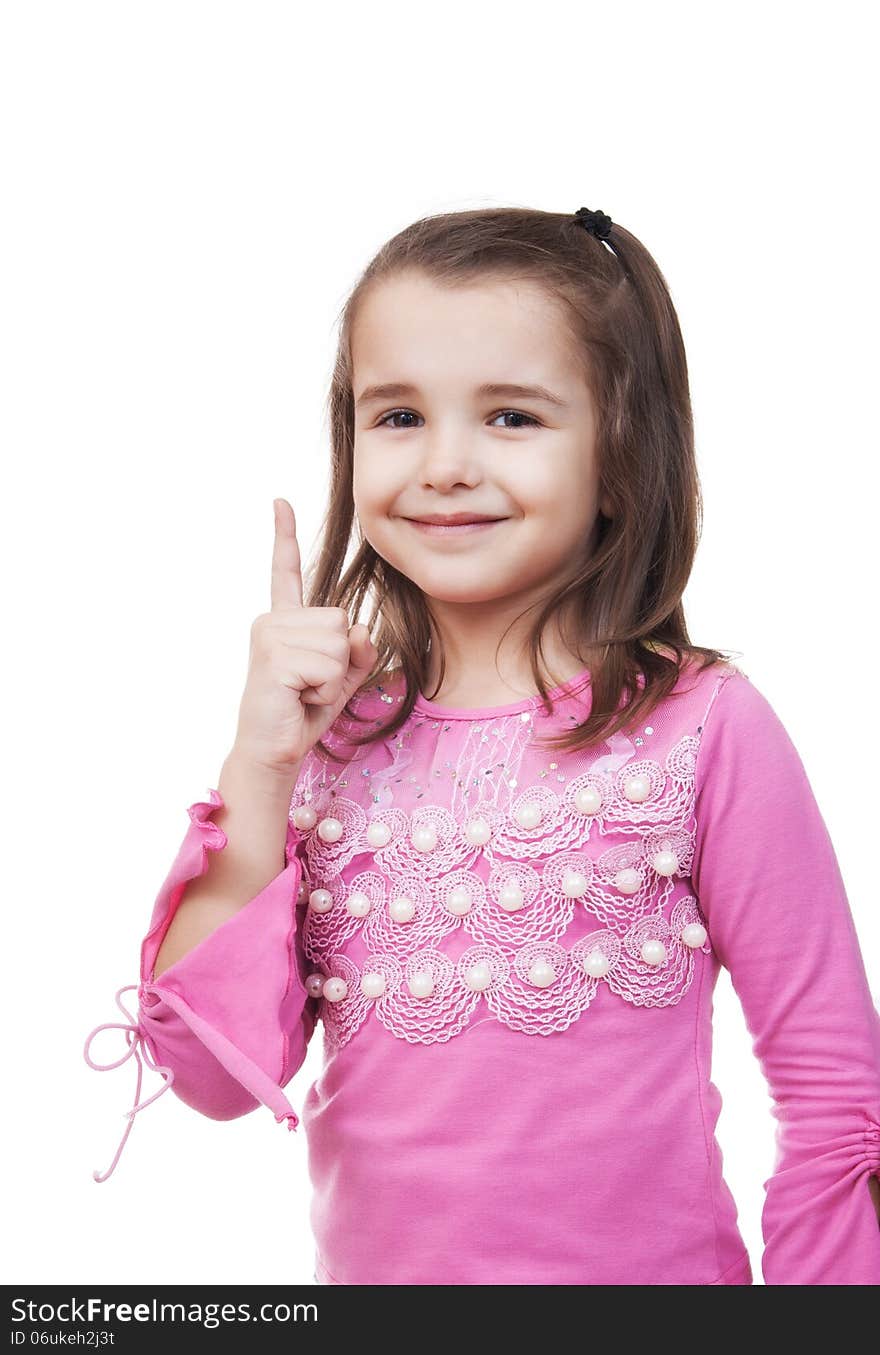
[490,410,541,429]
[376,409,421,429]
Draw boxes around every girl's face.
[351,270,611,609]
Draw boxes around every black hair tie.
[573,206,613,241]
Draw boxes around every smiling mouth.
[404,518,507,536]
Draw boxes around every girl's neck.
[422,644,594,710]
[419,595,596,709]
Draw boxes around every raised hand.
[231,498,377,776]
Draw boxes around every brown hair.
[302,205,739,764]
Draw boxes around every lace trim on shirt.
[312,893,709,1049]
[291,688,717,1046]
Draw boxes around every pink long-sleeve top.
[83,659,880,1285]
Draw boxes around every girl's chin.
[409,573,528,605]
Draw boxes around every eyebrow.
[354,381,569,410]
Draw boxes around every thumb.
[343,623,378,693]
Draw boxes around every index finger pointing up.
[271,498,304,610]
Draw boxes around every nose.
[416,431,484,491]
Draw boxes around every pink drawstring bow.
[82,984,176,1183]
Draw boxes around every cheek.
[516,467,600,559]
[352,452,392,517]
[518,460,597,522]
[352,456,402,558]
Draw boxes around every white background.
[2,0,877,1286]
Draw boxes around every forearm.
[693,668,880,1282]
[152,750,302,978]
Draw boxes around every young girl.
[84,205,880,1286]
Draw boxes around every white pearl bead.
[498,882,524,912]
[317,815,343,843]
[528,958,556,987]
[574,785,602,815]
[346,891,371,917]
[623,774,651,803]
[292,804,317,830]
[296,879,308,904]
[641,939,666,966]
[322,976,348,1002]
[681,922,707,948]
[389,894,415,923]
[360,972,386,998]
[561,869,588,898]
[412,824,437,852]
[366,820,392,848]
[465,961,493,991]
[615,867,642,894]
[583,949,610,978]
[305,972,325,998]
[309,888,334,913]
[408,970,434,998]
[515,802,542,829]
[465,817,491,846]
[652,849,678,876]
[446,886,472,916]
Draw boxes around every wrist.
[222,746,302,799]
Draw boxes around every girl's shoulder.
[630,654,748,741]
[672,652,746,708]
[661,648,741,685]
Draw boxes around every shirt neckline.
[412,663,592,720]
